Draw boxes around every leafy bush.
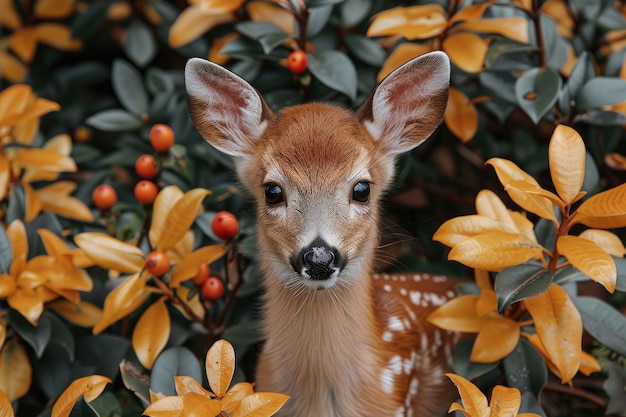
[1,0,626,416]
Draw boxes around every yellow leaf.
[549,125,586,204]
[476,289,497,317]
[510,211,538,244]
[74,232,144,273]
[578,350,601,376]
[37,229,95,268]
[35,181,95,222]
[574,182,626,229]
[367,5,447,40]
[206,339,235,397]
[247,1,295,35]
[448,231,543,271]
[0,154,9,201]
[34,0,74,18]
[434,214,516,248]
[444,373,489,417]
[474,189,519,231]
[0,51,28,82]
[524,284,582,383]
[474,269,492,291]
[377,43,431,82]
[444,86,478,142]
[51,375,111,417]
[181,392,222,417]
[0,0,21,29]
[26,255,92,294]
[578,229,626,257]
[0,339,31,401]
[443,32,489,73]
[470,312,520,363]
[222,382,254,414]
[449,0,496,24]
[0,389,14,417]
[166,231,195,264]
[48,299,102,327]
[427,294,481,332]
[7,220,27,277]
[143,396,184,417]
[453,17,529,43]
[155,188,210,252]
[23,182,42,222]
[132,297,171,369]
[486,158,559,221]
[209,32,239,65]
[489,385,522,417]
[8,288,43,325]
[173,285,205,321]
[169,5,235,48]
[0,84,32,124]
[233,392,290,417]
[557,235,616,293]
[10,28,38,62]
[93,272,150,334]
[149,185,184,248]
[169,244,228,287]
[35,23,82,51]
[174,376,211,397]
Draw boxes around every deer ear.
[185,58,272,158]
[357,51,450,156]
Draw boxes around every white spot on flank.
[395,407,405,417]
[400,288,407,296]
[388,316,404,332]
[412,274,422,282]
[380,368,395,394]
[382,331,393,342]
[383,284,392,292]
[410,291,421,305]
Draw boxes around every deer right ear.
[185,58,272,158]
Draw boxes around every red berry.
[145,251,170,276]
[201,276,224,301]
[149,124,175,152]
[192,263,211,286]
[286,50,307,74]
[92,184,117,210]
[134,180,158,205]
[211,211,239,241]
[135,154,158,179]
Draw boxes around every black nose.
[292,237,342,281]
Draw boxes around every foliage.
[0,0,626,416]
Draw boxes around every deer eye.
[352,181,370,203]
[264,183,284,205]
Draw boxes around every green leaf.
[120,359,151,407]
[150,347,203,396]
[566,51,596,98]
[494,262,552,312]
[35,344,72,399]
[344,34,385,66]
[235,22,294,54]
[123,20,156,68]
[76,334,131,379]
[47,312,75,361]
[307,50,357,101]
[502,338,547,397]
[604,361,626,414]
[577,110,626,126]
[453,338,499,380]
[582,152,600,194]
[576,77,626,110]
[86,109,143,131]
[571,296,626,357]
[71,2,108,39]
[146,68,175,95]
[515,67,561,124]
[0,225,12,274]
[9,310,52,358]
[69,396,99,417]
[614,256,626,292]
[112,59,149,115]
[307,5,333,38]
[339,0,372,26]
[305,0,344,7]
[552,266,589,285]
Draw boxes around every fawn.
[185,51,460,417]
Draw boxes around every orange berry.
[286,50,307,74]
[149,124,175,152]
[74,126,92,143]
[201,276,224,301]
[135,154,158,179]
[211,211,239,241]
[134,180,158,205]
[192,263,211,286]
[145,251,170,276]
[92,184,117,210]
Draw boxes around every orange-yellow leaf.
[170,244,228,287]
[377,43,431,82]
[476,289,497,317]
[74,232,144,273]
[149,185,184,248]
[448,231,542,271]
[173,286,205,321]
[7,220,27,277]
[574,182,626,228]
[367,5,447,40]
[578,350,601,376]
[509,211,538,244]
[449,0,495,24]
[0,154,9,201]
[444,86,478,142]
[209,32,238,65]
[557,235,616,293]
[181,392,222,417]
[470,312,520,363]
[489,385,522,417]
[444,373,489,417]
[549,125,586,204]
[51,375,111,417]
[93,272,150,334]
[206,339,235,397]
[35,23,82,51]
[474,269,492,291]
[0,85,33,125]
[23,181,42,222]
[486,158,559,221]
[8,288,43,325]
[0,0,21,29]
[453,17,529,43]
[443,32,489,73]
[0,339,31,401]
[0,389,14,417]
[26,255,92,293]
[0,50,27,82]
[169,5,236,48]
[222,382,254,413]
[578,229,626,257]
[247,1,295,35]
[433,214,515,248]
[233,392,291,417]
[155,188,210,252]
[474,189,518,231]
[524,284,582,383]
[34,0,74,18]
[132,297,170,369]
[35,181,95,222]
[174,376,211,397]
[143,396,183,417]
[427,294,481,332]
[10,28,38,62]
[48,299,102,327]
[0,320,6,349]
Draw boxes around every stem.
[208,246,245,335]
[547,205,572,274]
[532,0,548,69]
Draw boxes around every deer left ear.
[357,51,450,156]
